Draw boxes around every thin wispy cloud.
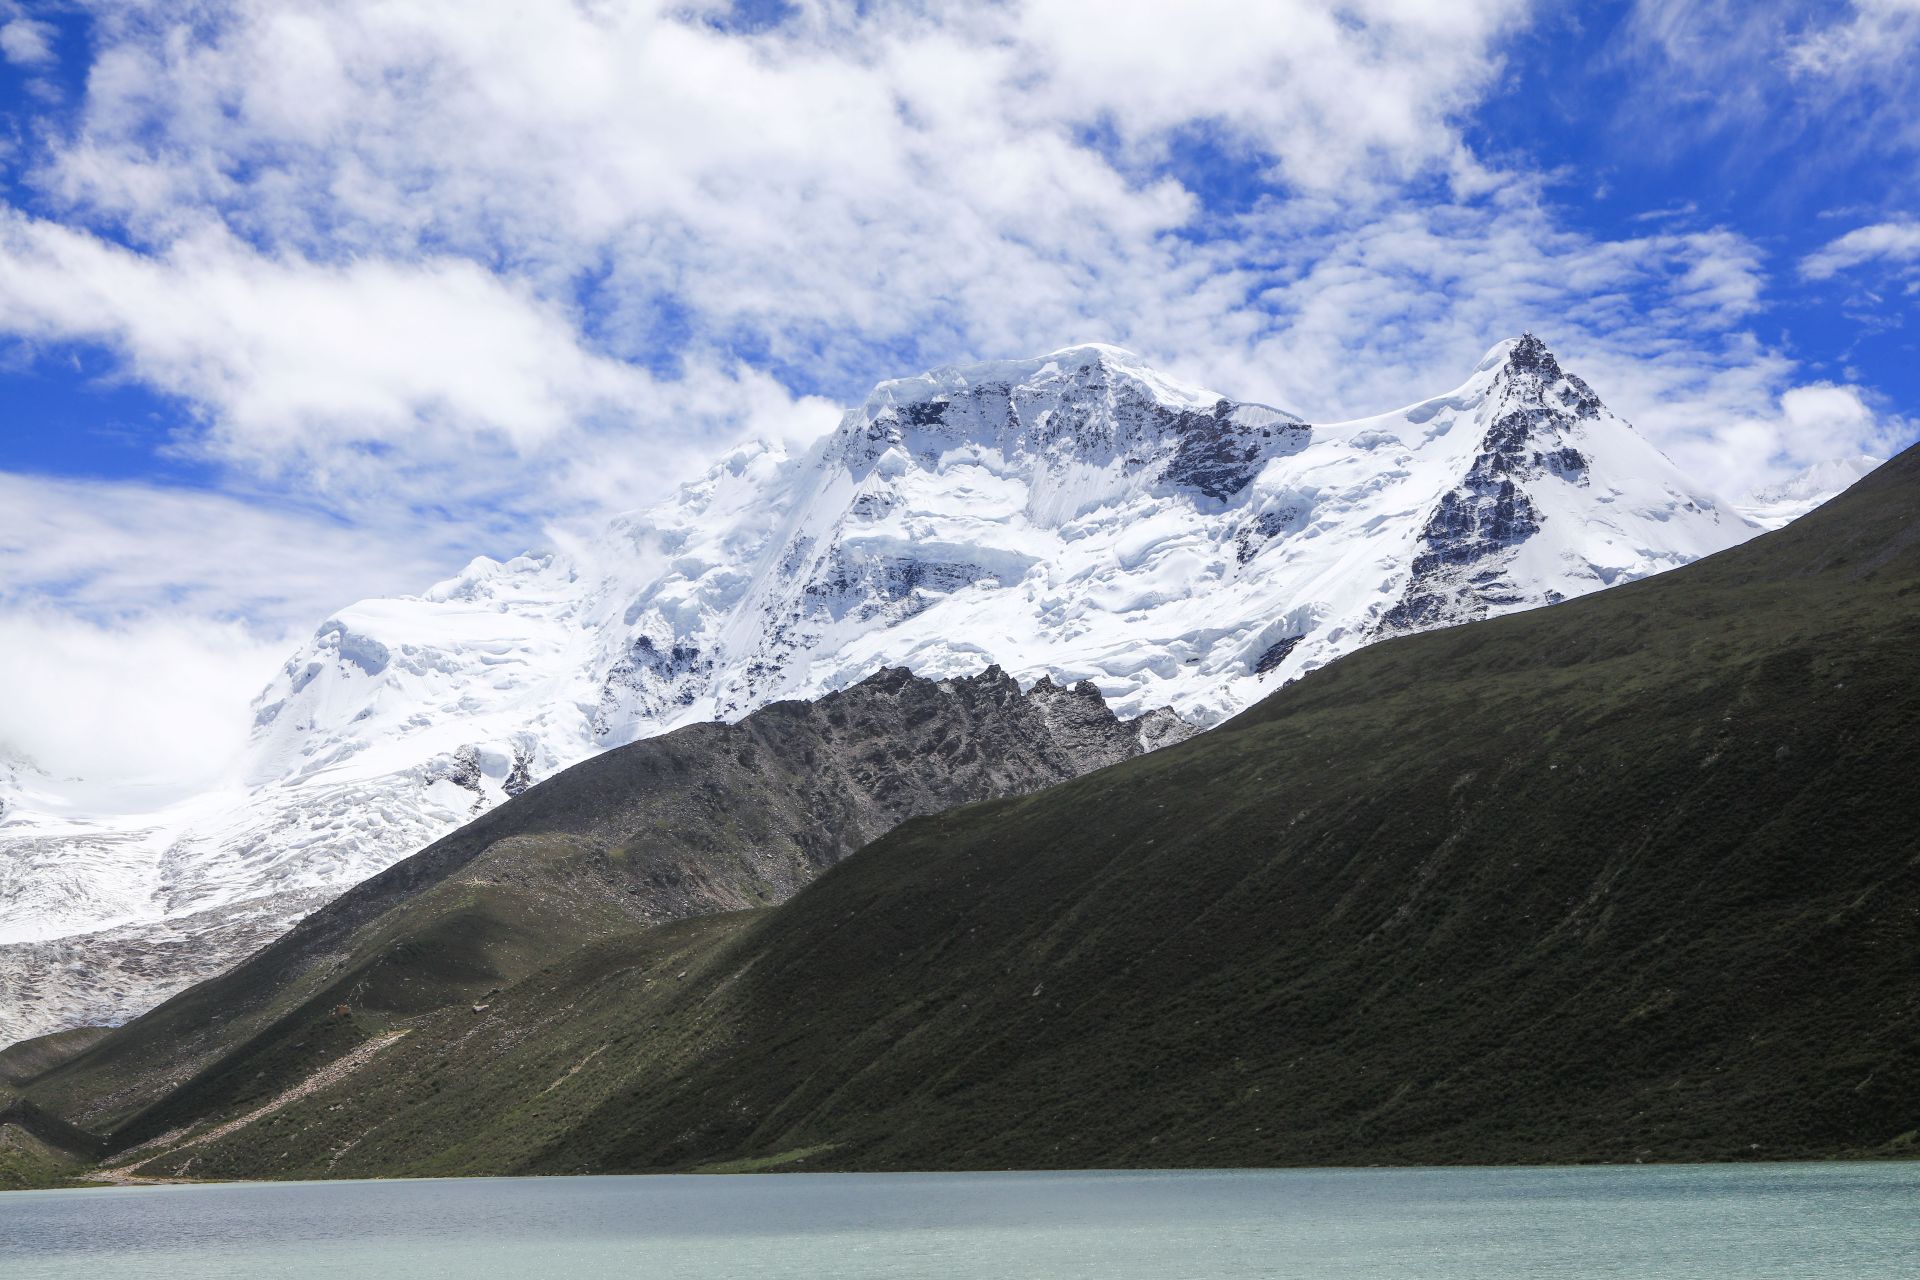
[1800,218,1920,280]
[1786,0,1920,80]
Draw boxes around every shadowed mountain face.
[21,445,1920,1180]
[13,666,1148,1139]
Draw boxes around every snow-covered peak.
[858,342,1232,417]
[819,344,1306,531]
[1738,454,1883,528]
[0,336,1773,1044]
[184,328,1753,821]
[422,552,560,603]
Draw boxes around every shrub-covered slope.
[35,445,1920,1179]
[0,1027,110,1090]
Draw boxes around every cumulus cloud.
[27,0,1533,402]
[0,16,55,67]
[0,473,465,790]
[0,609,288,793]
[2,1,1807,499]
[0,214,646,451]
[1622,373,1902,502]
[0,211,848,522]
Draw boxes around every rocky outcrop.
[1381,335,1605,634]
[1128,706,1200,752]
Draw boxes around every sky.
[1,0,1917,786]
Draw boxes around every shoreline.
[10,1151,1916,1194]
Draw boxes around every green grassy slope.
[22,667,1141,1145]
[0,1027,110,1089]
[0,1122,89,1191]
[33,445,1920,1179]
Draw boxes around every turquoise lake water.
[2,1163,1915,1278]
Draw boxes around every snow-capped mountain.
[1737,454,1884,528]
[0,335,1762,1045]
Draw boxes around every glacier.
[0,335,1813,1043]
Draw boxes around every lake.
[2,1163,1915,1278]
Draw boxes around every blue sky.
[1,0,1917,779]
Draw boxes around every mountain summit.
[1,338,1757,1042]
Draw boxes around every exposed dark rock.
[1253,635,1304,674]
[1127,706,1200,752]
[501,748,533,799]
[1235,505,1309,563]
[594,635,713,740]
[437,745,483,793]
[1165,401,1312,501]
[1379,335,1604,635]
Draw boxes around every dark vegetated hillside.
[0,1027,109,1090]
[31,446,1920,1180]
[535,446,1920,1173]
[22,668,1143,1145]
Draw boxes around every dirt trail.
[109,1030,410,1176]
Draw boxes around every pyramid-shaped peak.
[1505,331,1564,379]
[1510,334,1603,414]
[1466,333,1602,420]
[1473,332,1564,378]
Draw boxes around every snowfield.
[0,336,1857,1044]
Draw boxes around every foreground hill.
[12,668,1146,1143]
[2,335,1761,1042]
[25,442,1920,1180]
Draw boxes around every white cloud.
[0,213,650,492]
[1007,0,1523,193]
[0,472,466,790]
[1799,217,1920,279]
[0,608,287,792]
[32,1,1524,385]
[3,3,1889,530]
[0,16,55,67]
[1779,382,1892,442]
[1786,0,1920,79]
[0,211,847,523]
[0,0,1559,523]
[1,0,1796,500]
[0,471,459,625]
[1661,381,1905,500]
[5,1,1902,519]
